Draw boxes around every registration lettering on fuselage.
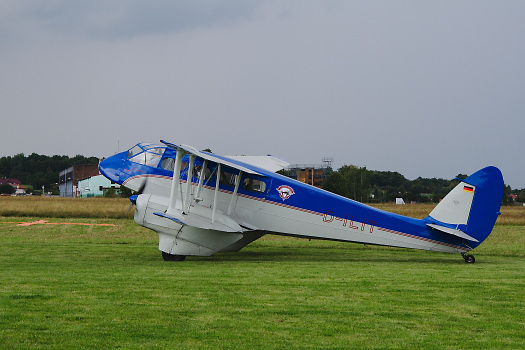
[323,210,378,234]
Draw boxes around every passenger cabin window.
[220,171,238,187]
[161,158,210,179]
[243,178,266,193]
[161,158,175,171]
[194,164,211,180]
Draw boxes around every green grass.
[0,217,524,349]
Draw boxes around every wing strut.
[211,163,221,224]
[195,159,207,202]
[167,147,185,215]
[227,171,242,216]
[183,155,196,214]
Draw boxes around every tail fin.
[426,166,503,248]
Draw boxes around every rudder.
[426,166,503,248]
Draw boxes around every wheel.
[461,253,475,264]
[162,251,186,261]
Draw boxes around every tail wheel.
[162,251,186,261]
[461,252,475,264]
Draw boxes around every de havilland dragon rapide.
[99,141,503,263]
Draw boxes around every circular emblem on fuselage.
[277,185,295,201]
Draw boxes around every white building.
[77,174,120,197]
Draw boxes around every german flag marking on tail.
[463,186,474,193]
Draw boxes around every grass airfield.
[0,198,524,349]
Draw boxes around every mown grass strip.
[0,218,524,349]
[1,198,524,348]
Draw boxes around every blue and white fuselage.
[99,141,503,262]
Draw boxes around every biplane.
[99,141,503,263]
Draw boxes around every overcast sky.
[1,1,524,188]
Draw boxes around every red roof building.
[0,178,26,195]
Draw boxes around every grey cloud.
[1,0,263,40]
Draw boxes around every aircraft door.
[234,175,271,229]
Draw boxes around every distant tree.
[0,184,15,195]
[370,170,406,188]
[323,165,371,202]
[119,186,133,198]
[104,188,117,198]
[277,169,292,177]
[322,172,346,197]
[407,181,425,202]
[502,185,511,206]
[516,191,525,203]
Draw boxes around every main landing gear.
[461,252,475,264]
[162,251,186,262]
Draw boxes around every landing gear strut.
[162,251,186,261]
[461,252,475,264]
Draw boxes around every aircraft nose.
[99,151,128,184]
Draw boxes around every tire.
[162,251,186,261]
[463,254,475,264]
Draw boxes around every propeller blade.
[136,180,147,195]
[127,194,139,215]
[126,202,134,215]
[126,179,147,216]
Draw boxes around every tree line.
[320,165,523,205]
[0,153,99,195]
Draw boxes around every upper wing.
[225,155,289,173]
[161,140,265,175]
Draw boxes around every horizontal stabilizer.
[154,211,243,233]
[427,223,479,242]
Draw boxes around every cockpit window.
[129,153,146,164]
[128,145,165,168]
[146,147,164,155]
[127,146,142,159]
[141,143,161,150]
[128,144,165,158]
